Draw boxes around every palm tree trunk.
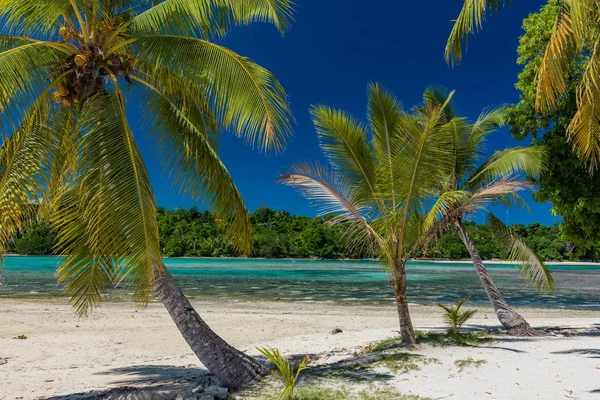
[153,266,267,389]
[454,220,539,335]
[392,259,416,344]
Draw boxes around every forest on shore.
[9,206,597,261]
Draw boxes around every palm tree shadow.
[551,348,600,358]
[44,365,212,400]
[94,364,209,385]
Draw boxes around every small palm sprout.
[257,347,309,400]
[437,295,477,335]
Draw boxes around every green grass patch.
[369,337,405,353]
[415,331,496,347]
[368,331,495,353]
[454,358,487,372]
[358,387,432,400]
[374,353,439,374]
[293,387,347,400]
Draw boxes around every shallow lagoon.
[2,256,600,308]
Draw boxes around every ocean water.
[1,256,600,309]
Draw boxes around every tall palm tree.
[445,0,600,171]
[0,0,294,388]
[421,87,554,334]
[278,84,455,344]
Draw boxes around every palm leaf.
[0,94,53,263]
[466,146,547,190]
[55,91,162,315]
[445,0,504,65]
[367,82,403,207]
[278,161,384,259]
[310,104,377,203]
[488,213,555,293]
[567,40,600,170]
[535,2,576,113]
[135,35,292,152]
[137,75,252,255]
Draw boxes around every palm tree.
[278,84,455,344]
[0,0,294,389]
[445,0,600,171]
[421,87,554,334]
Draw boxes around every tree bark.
[153,266,267,389]
[454,220,539,335]
[392,259,416,344]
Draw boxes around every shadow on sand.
[551,348,600,358]
[44,365,210,400]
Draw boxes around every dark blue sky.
[136,0,560,226]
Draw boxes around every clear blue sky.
[135,0,560,226]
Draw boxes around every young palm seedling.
[437,295,477,334]
[257,347,310,400]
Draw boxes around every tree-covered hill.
[8,206,595,261]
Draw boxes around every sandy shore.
[1,298,599,399]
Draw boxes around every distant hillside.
[8,206,598,261]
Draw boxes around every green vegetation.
[257,347,309,400]
[368,331,496,352]
[446,1,600,169]
[508,2,600,256]
[415,331,496,347]
[454,358,487,372]
[436,296,477,334]
[374,353,439,375]
[250,385,431,400]
[8,207,590,261]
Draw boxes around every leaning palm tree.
[421,88,554,334]
[0,0,293,388]
[445,0,600,171]
[279,84,455,344]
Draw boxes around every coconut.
[58,85,70,97]
[74,54,87,67]
[59,27,68,37]
[52,91,62,103]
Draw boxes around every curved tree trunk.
[454,221,539,336]
[392,259,416,344]
[154,266,267,389]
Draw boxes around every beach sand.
[1,298,599,399]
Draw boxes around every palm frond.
[0,41,64,119]
[0,0,74,35]
[132,0,294,38]
[131,0,231,37]
[0,95,53,261]
[488,213,555,293]
[445,0,504,65]
[137,74,252,255]
[469,105,507,150]
[223,0,295,34]
[367,83,403,207]
[466,146,547,190]
[55,91,162,315]
[135,35,292,152]
[567,40,600,170]
[535,2,576,113]
[37,107,79,220]
[423,190,470,233]
[310,104,377,202]
[277,161,386,258]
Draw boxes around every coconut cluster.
[52,25,136,107]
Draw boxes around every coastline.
[6,253,600,266]
[1,298,600,399]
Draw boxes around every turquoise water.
[1,256,600,309]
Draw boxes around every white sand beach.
[1,299,599,399]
